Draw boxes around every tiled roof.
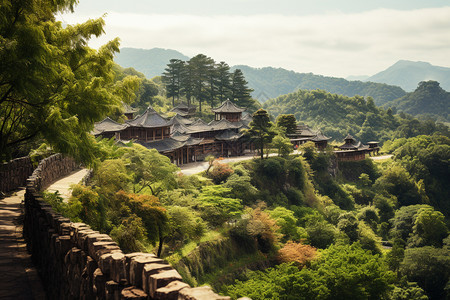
[136,138,186,152]
[215,130,244,141]
[170,114,194,126]
[126,106,172,128]
[123,104,139,114]
[311,132,331,142]
[212,99,246,113]
[92,117,127,135]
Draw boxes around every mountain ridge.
[366,60,450,92]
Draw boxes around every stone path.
[370,154,393,160]
[0,189,46,299]
[46,168,90,200]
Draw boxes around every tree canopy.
[0,0,139,163]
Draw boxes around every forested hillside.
[233,65,406,105]
[382,81,450,122]
[112,47,407,105]
[263,89,449,142]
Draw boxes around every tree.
[277,241,317,267]
[244,109,276,159]
[162,59,184,106]
[122,144,179,195]
[231,69,254,108]
[197,185,243,227]
[216,62,232,102]
[269,207,301,242]
[188,54,214,112]
[374,164,423,207]
[276,114,297,135]
[0,0,139,162]
[400,246,450,299]
[271,134,293,157]
[411,207,448,247]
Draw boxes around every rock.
[178,286,231,300]
[120,287,147,299]
[142,263,173,294]
[148,269,182,298]
[128,254,163,287]
[154,280,190,300]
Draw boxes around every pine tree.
[231,69,254,108]
[216,62,232,102]
[162,59,184,106]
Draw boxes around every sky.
[59,0,450,78]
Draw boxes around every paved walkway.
[0,189,46,299]
[370,154,393,160]
[46,168,90,200]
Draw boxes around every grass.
[166,230,223,264]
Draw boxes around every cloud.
[59,6,450,77]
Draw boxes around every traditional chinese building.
[334,134,379,161]
[287,124,331,150]
[170,102,196,117]
[212,99,246,122]
[92,100,252,165]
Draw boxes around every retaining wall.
[24,154,229,299]
[0,156,34,193]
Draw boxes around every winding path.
[0,190,46,299]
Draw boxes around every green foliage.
[389,205,433,242]
[161,54,257,112]
[197,185,243,227]
[400,246,450,299]
[271,134,294,158]
[166,206,206,249]
[305,219,336,249]
[382,80,450,122]
[390,281,428,300]
[0,0,140,162]
[262,89,448,143]
[225,243,395,300]
[338,159,379,183]
[68,184,104,230]
[244,109,277,159]
[223,172,258,205]
[234,65,406,104]
[110,214,147,253]
[276,114,297,134]
[124,145,179,195]
[374,164,424,207]
[410,207,448,247]
[269,207,301,242]
[390,135,450,215]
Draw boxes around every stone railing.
[0,156,34,193]
[24,154,229,300]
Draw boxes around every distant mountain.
[367,60,450,92]
[114,48,189,79]
[114,47,406,105]
[383,80,450,122]
[232,65,406,105]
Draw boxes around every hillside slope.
[233,65,406,105]
[367,60,450,92]
[383,81,450,122]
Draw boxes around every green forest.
[2,1,449,300]
[262,89,449,143]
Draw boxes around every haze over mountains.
[114,47,450,106]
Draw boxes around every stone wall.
[0,156,34,193]
[24,154,229,300]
